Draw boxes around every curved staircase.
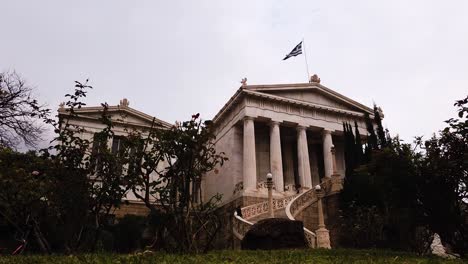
[233,178,340,248]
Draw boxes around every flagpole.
[302,38,310,82]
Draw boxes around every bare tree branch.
[0,71,50,148]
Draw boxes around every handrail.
[285,187,321,248]
[285,188,318,219]
[233,178,340,247]
[232,194,298,240]
[241,194,297,220]
[284,180,335,248]
[232,211,254,240]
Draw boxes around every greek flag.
[283,41,303,60]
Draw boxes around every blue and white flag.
[283,41,303,60]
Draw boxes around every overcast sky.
[1,0,467,145]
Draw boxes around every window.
[91,132,106,173]
[111,136,126,155]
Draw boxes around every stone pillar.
[297,126,312,189]
[315,187,331,249]
[243,117,257,192]
[322,130,333,178]
[269,121,284,192]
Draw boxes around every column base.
[315,227,331,249]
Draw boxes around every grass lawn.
[0,249,466,264]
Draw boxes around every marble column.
[243,117,257,191]
[269,121,284,192]
[296,126,312,189]
[322,130,333,178]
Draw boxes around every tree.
[0,149,55,253]
[0,80,136,254]
[374,105,387,148]
[126,114,227,253]
[341,109,425,251]
[45,81,133,252]
[364,112,378,151]
[417,95,468,256]
[0,71,49,148]
[354,121,363,165]
[340,137,422,250]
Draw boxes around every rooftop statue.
[241,77,248,86]
[119,98,130,107]
[310,74,321,84]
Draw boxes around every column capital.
[244,116,255,121]
[322,129,332,135]
[269,120,281,126]
[296,125,307,132]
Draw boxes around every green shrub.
[111,215,146,253]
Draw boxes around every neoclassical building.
[203,77,377,248]
[204,77,373,204]
[59,76,378,248]
[58,98,172,217]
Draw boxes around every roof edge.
[58,105,173,128]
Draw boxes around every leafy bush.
[111,215,146,253]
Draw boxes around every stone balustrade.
[240,194,297,220]
[304,228,317,248]
[233,211,254,240]
[285,188,318,248]
[232,194,299,240]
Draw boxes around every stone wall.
[324,194,342,247]
[204,124,243,205]
[295,193,342,248]
[255,123,270,184]
[113,202,150,218]
[295,203,320,231]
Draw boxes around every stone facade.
[206,81,374,206]
[59,79,377,249]
[57,99,172,220]
[207,80,377,248]
[114,202,150,218]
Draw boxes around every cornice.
[244,82,374,115]
[212,87,243,123]
[58,105,173,129]
[212,82,376,129]
[63,113,168,131]
[243,89,368,118]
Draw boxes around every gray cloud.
[1,0,467,146]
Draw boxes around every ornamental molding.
[58,105,172,130]
[213,87,373,140]
[244,83,374,115]
[243,89,367,118]
[58,103,173,128]
[244,95,368,130]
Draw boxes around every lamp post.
[330,145,338,175]
[266,172,274,218]
[315,185,325,229]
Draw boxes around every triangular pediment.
[244,83,373,114]
[59,105,172,129]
